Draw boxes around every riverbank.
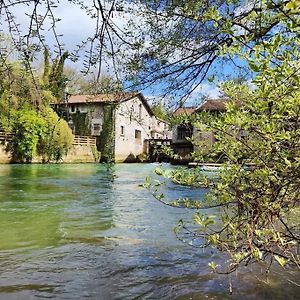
[0,143,97,164]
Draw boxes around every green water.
[0,164,298,299]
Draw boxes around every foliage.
[99,104,115,163]
[0,61,50,113]
[0,55,72,163]
[9,109,46,162]
[43,48,69,101]
[151,103,171,121]
[120,0,300,99]
[0,0,289,98]
[142,0,300,277]
[6,108,73,163]
[38,108,74,163]
[71,110,90,136]
[78,73,123,94]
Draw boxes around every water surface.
[0,164,298,299]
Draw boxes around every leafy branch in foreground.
[142,0,300,277]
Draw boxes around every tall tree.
[43,48,69,101]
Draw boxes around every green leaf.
[208,261,218,271]
[249,61,260,72]
[274,255,288,267]
[154,167,164,176]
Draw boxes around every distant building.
[52,92,172,162]
[193,99,228,146]
[196,99,227,113]
[171,99,228,159]
[172,106,196,158]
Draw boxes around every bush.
[38,108,74,162]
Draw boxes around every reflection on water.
[0,164,298,299]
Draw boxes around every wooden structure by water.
[73,135,96,146]
[0,131,96,147]
[145,139,172,162]
[0,131,14,142]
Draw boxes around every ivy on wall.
[98,104,115,162]
[71,110,90,136]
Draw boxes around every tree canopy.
[1,0,298,100]
[139,0,300,278]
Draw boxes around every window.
[120,125,125,135]
[71,105,75,113]
[177,124,193,140]
[138,104,142,120]
[93,124,101,132]
[135,129,142,143]
[130,105,134,122]
[119,105,125,115]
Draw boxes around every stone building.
[171,100,228,159]
[53,92,172,162]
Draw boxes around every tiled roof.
[67,92,137,104]
[173,107,196,116]
[196,99,227,111]
[52,92,155,116]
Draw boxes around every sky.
[1,0,235,105]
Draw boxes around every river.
[0,163,298,299]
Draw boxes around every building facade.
[54,93,172,162]
[171,100,228,160]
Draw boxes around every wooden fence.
[0,131,96,147]
[72,135,96,146]
[0,131,14,142]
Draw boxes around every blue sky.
[2,1,246,106]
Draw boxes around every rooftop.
[196,99,228,112]
[66,92,137,104]
[52,92,155,116]
[173,107,196,116]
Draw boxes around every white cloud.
[4,0,96,52]
[190,83,221,101]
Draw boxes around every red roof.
[53,92,155,116]
[67,92,137,104]
[173,107,196,116]
[196,99,227,112]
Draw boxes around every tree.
[0,54,73,162]
[1,1,297,99]
[38,108,73,163]
[9,109,46,162]
[151,102,171,121]
[77,72,123,94]
[43,48,69,101]
[120,0,300,100]
[143,0,300,275]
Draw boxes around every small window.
[93,124,101,132]
[139,104,142,120]
[71,105,75,113]
[135,129,141,143]
[120,125,125,135]
[130,105,134,122]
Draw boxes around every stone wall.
[114,96,153,162]
[0,143,97,164]
[0,143,11,163]
[62,145,97,163]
